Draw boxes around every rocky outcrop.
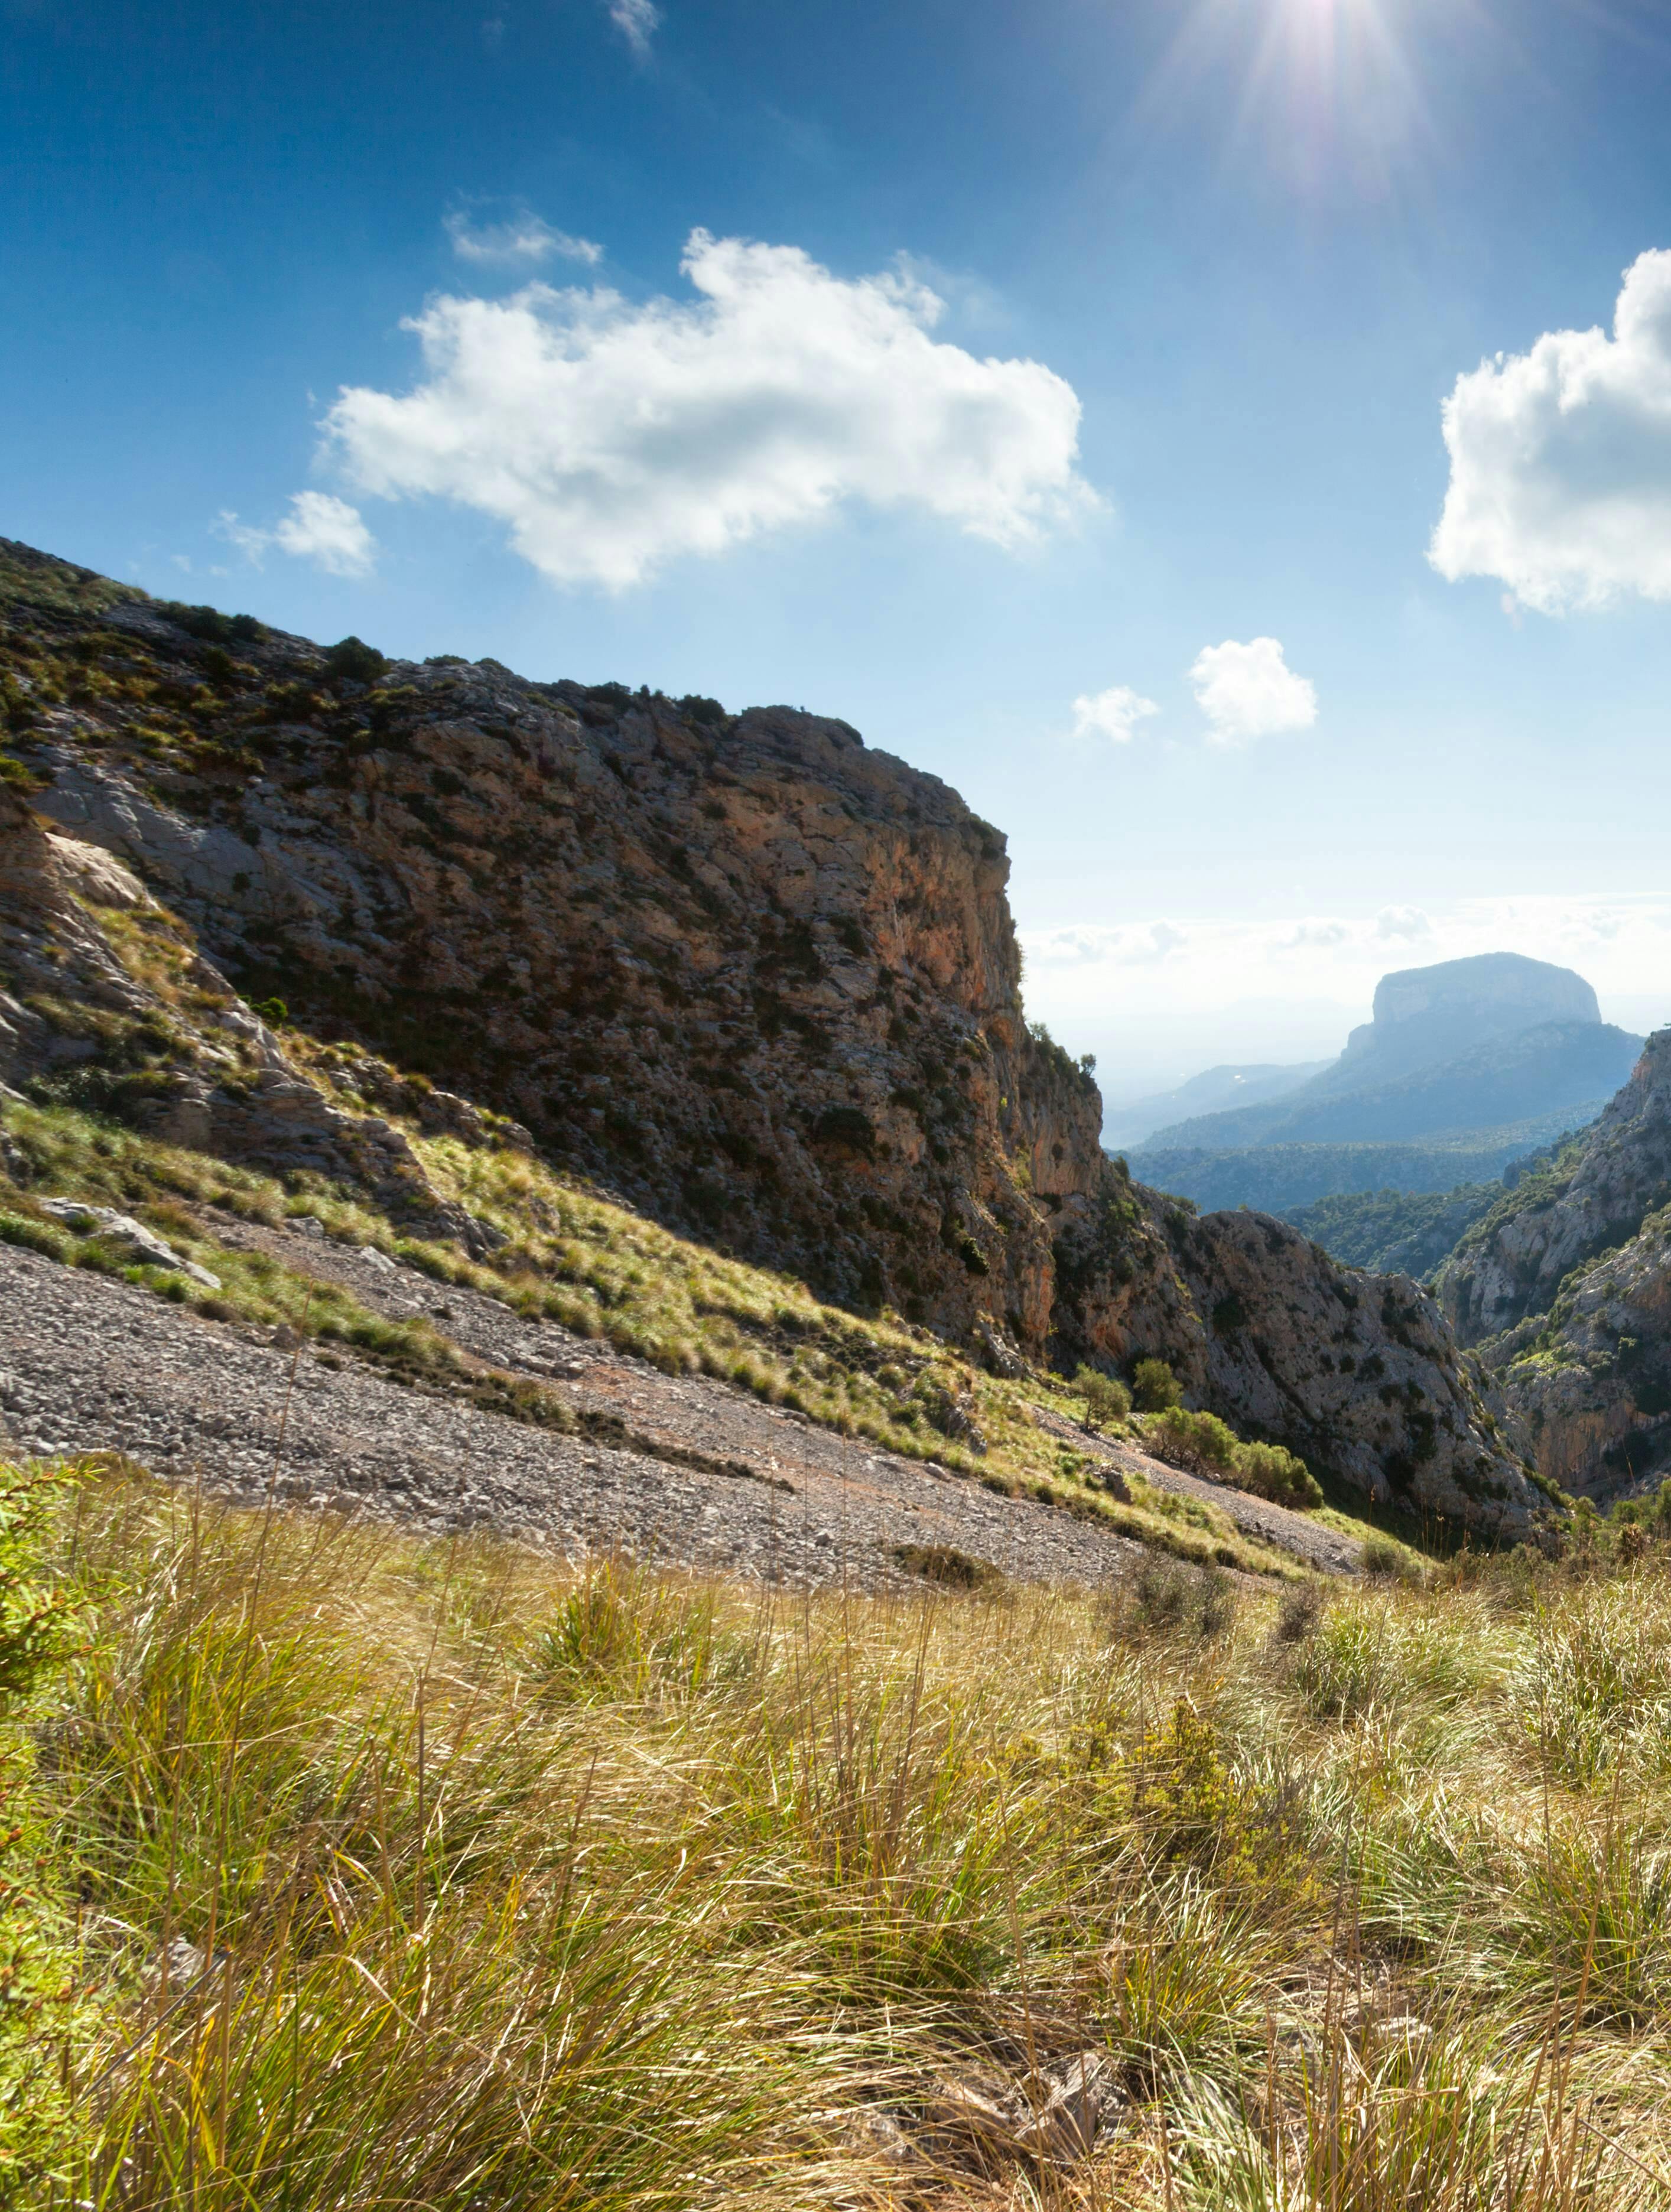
[2,547,1106,1349]
[1436,1032,1671,1347]
[0,783,502,1255]
[1048,1172,1540,1530]
[1483,1213,1671,1502]
[1430,1031,1671,1501]
[0,539,1539,1533]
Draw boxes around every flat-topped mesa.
[0,538,1540,1532]
[1331,951,1601,1089]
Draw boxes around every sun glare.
[1134,0,1483,201]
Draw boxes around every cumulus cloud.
[445,207,602,267]
[1188,636,1317,744]
[1025,920,1188,968]
[324,229,1094,588]
[1069,685,1158,746]
[609,0,660,54]
[216,492,376,579]
[1376,905,1432,941]
[1430,250,1671,612]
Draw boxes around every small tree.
[1075,1365,1132,1432]
[1132,1357,1183,1413]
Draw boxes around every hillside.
[1124,1116,1587,1214]
[1432,1031,1671,1502]
[1282,1181,1503,1278]
[1101,1058,1325,1148]
[11,1460,1671,2205]
[0,538,1539,1534]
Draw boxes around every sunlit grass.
[0,1093,1303,1573]
[7,1464,1671,2204]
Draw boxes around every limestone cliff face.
[1435,1032,1671,1501]
[1436,1033,1671,1345]
[4,548,1101,1352]
[0,540,1537,1531]
[1047,1173,1540,1530]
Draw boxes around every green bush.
[1075,1364,1132,1431]
[1146,1407,1322,1511]
[324,635,388,684]
[1132,1357,1183,1412]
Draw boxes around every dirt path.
[0,1240,1158,1593]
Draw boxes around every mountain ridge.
[0,536,1540,1532]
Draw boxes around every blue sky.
[7,0,1671,1092]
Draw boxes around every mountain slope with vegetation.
[1435,1032,1671,1502]
[1282,1180,1504,1279]
[0,537,1538,1534]
[1125,1121,1581,1214]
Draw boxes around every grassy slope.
[0,1084,1307,1578]
[11,1466,1671,2206]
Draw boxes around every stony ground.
[0,1239,1168,1592]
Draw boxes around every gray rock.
[37,1198,223,1289]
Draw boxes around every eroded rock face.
[1435,1032,1671,1501]
[0,783,498,1253]
[1436,1033,1671,1347]
[8,565,1104,1346]
[1049,1176,1540,1531]
[0,541,1539,1531]
[1485,1215,1671,1502]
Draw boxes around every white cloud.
[324,229,1094,589]
[1430,250,1671,613]
[609,0,660,54]
[216,493,376,579]
[1020,895,1671,1068]
[1188,636,1317,744]
[1069,685,1158,746]
[275,492,378,577]
[1286,919,1351,949]
[1376,904,1432,941]
[445,208,602,267]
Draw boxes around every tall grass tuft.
[10,1463,1671,2207]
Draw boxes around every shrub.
[1132,1357,1183,1412]
[1114,1558,1237,1644]
[1235,1439,1324,1511]
[1362,1533,1419,1581]
[1148,1405,1239,1476]
[891,1543,1000,1590]
[1147,1408,1323,1511]
[1075,1364,1132,1431]
[324,635,388,684]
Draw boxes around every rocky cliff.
[1434,1030,1671,1502]
[1437,1032,1671,1346]
[0,538,1538,1532]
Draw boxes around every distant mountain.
[1128,1104,1604,1214]
[1145,1021,1642,1150]
[1101,1059,1327,1148]
[1316,951,1601,1094]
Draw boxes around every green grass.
[5,1465,1671,2205]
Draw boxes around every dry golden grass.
[5,1460,1670,2208]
